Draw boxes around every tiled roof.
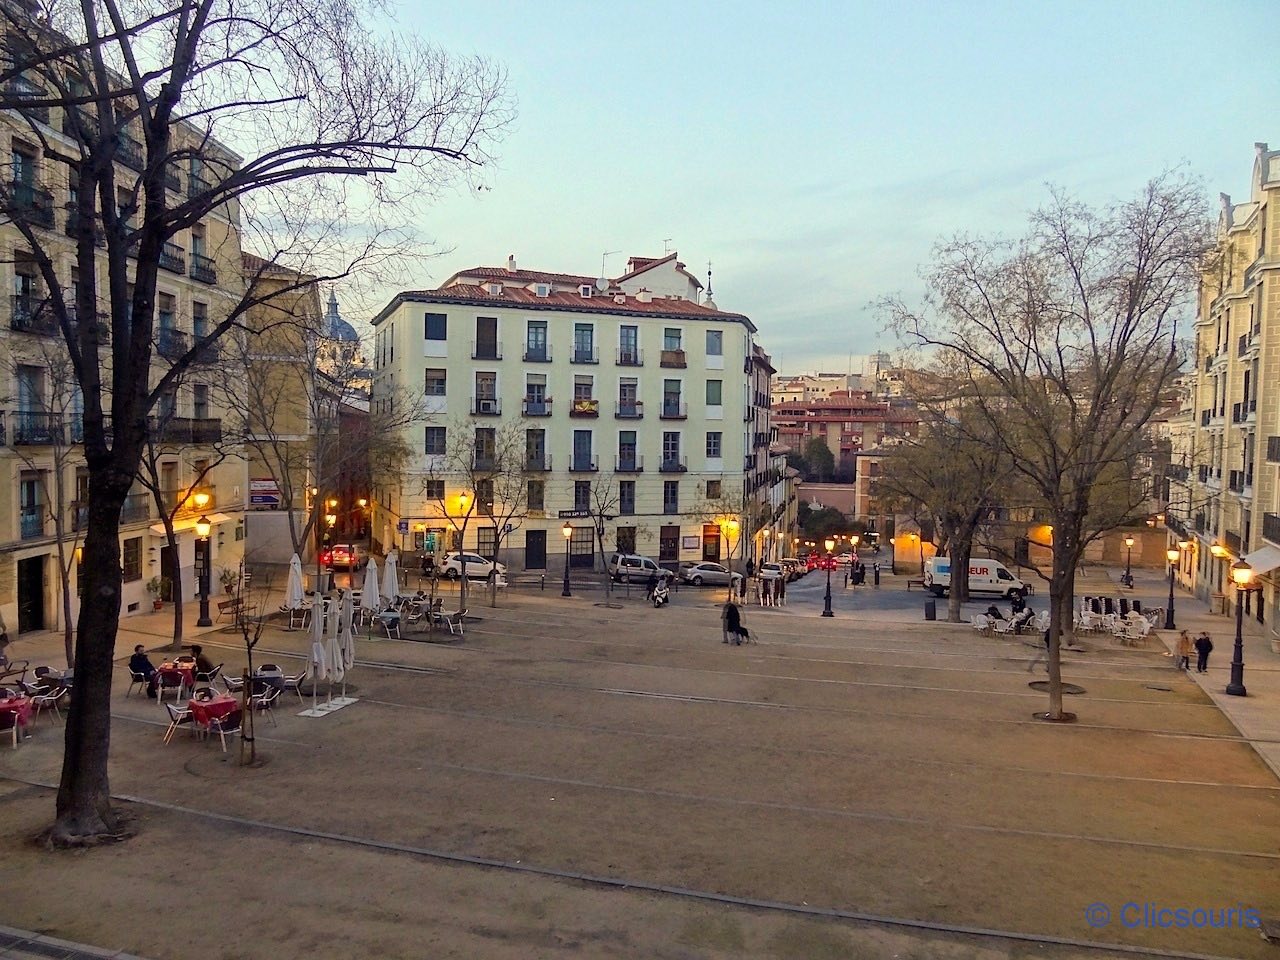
[617,252,704,289]
[448,266,597,285]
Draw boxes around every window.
[424,426,446,455]
[534,283,550,297]
[579,284,593,298]
[425,312,447,340]
[11,145,35,184]
[424,479,445,499]
[573,429,593,470]
[475,371,496,399]
[574,375,594,401]
[474,316,498,359]
[123,537,142,581]
[193,301,209,338]
[477,526,497,556]
[664,328,682,351]
[618,430,637,464]
[476,480,494,516]
[616,525,636,553]
[574,323,595,362]
[474,428,496,467]
[663,431,681,466]
[706,380,722,405]
[706,330,723,356]
[526,428,546,466]
[706,431,722,458]
[619,482,636,516]
[190,222,205,256]
[707,479,722,499]
[527,480,545,511]
[663,480,679,514]
[619,325,640,364]
[526,320,548,361]
[425,368,446,396]
[575,480,590,511]
[193,384,209,420]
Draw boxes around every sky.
[353,0,1278,374]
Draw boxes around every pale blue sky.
[380,0,1276,372]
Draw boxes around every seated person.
[190,644,216,678]
[985,604,1006,622]
[1012,605,1037,634]
[129,645,159,698]
[0,630,10,670]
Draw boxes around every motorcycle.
[651,581,670,608]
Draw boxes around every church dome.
[324,288,360,342]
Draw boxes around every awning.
[149,512,235,536]
[1241,545,1280,576]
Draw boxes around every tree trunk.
[53,533,75,669]
[946,537,972,623]
[51,483,129,846]
[162,523,184,651]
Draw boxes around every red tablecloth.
[188,695,237,727]
[159,663,196,686]
[0,696,33,728]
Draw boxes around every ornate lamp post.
[194,513,213,627]
[1163,547,1179,630]
[888,537,896,575]
[1226,560,1255,697]
[357,497,370,549]
[561,521,573,597]
[1123,535,1134,588]
[821,536,835,618]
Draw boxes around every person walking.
[738,570,748,599]
[1194,632,1213,673]
[1176,630,1193,671]
[724,599,746,645]
[1027,628,1051,672]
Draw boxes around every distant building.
[773,391,919,478]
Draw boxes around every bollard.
[924,599,937,621]
[873,563,881,588]
[540,574,545,591]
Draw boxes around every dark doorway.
[525,530,546,570]
[17,555,45,632]
[659,525,680,571]
[160,544,177,600]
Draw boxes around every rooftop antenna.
[706,260,713,298]
[601,249,620,278]
[663,238,674,255]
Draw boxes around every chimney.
[506,254,517,273]
[636,288,652,304]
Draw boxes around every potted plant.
[218,567,239,594]
[145,575,169,611]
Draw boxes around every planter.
[152,599,163,611]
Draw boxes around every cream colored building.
[1168,142,1280,637]
[0,85,247,634]
[370,253,765,573]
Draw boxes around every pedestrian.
[775,573,786,606]
[760,577,772,607]
[1176,630,1193,671]
[1194,632,1213,673]
[738,571,748,599]
[724,599,749,645]
[1027,628,1051,672]
[745,557,755,579]
[645,571,659,601]
[1010,591,1026,617]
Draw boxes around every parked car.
[679,562,743,587]
[440,552,506,580]
[779,558,805,580]
[319,543,366,570]
[758,561,786,581]
[608,553,677,583]
[835,552,856,567]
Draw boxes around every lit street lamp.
[821,536,835,618]
[1227,560,1255,697]
[561,521,573,597]
[1163,547,1179,630]
[194,514,213,627]
[888,537,896,576]
[1123,535,1134,588]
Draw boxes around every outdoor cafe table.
[160,662,196,687]
[188,694,237,728]
[0,694,34,730]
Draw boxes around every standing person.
[1176,631,1193,671]
[760,577,772,607]
[1194,632,1213,673]
[724,599,748,645]
[720,599,731,644]
[738,568,748,599]
[775,572,786,606]
[1027,628,1051,673]
[745,557,755,580]
[644,571,659,602]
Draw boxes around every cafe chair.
[32,686,68,724]
[195,663,223,686]
[0,710,18,749]
[208,709,242,753]
[250,687,281,726]
[155,669,184,703]
[126,669,150,698]
[281,671,307,702]
[162,703,194,744]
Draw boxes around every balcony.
[159,242,186,274]
[659,349,686,368]
[1228,470,1245,493]
[1224,530,1242,554]
[569,398,599,418]
[8,180,55,229]
[571,345,599,364]
[158,485,218,515]
[10,295,56,335]
[190,253,217,284]
[1194,513,1207,535]
[526,454,552,472]
[5,77,49,123]
[11,411,65,445]
[1165,463,1188,482]
[20,507,43,540]
[470,396,501,416]
[1200,409,1211,426]
[156,326,190,360]
[74,492,149,530]
[615,454,643,473]
[67,305,111,344]
[569,454,598,473]
[614,400,643,419]
[147,416,223,444]
[523,344,552,362]
[1267,436,1280,463]
[188,174,213,198]
[117,133,145,172]
[1231,402,1250,424]
[521,398,552,416]
[616,347,643,366]
[659,400,687,420]
[659,456,687,473]
[164,165,183,193]
[471,340,502,361]
[1263,513,1280,546]
[191,337,221,364]
[64,208,105,245]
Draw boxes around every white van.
[923,557,1026,599]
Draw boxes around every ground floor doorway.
[17,554,45,633]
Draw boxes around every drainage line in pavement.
[0,774,1250,960]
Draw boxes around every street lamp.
[888,537,896,576]
[1227,560,1255,697]
[1123,535,1134,588]
[194,514,213,627]
[561,521,573,597]
[821,536,835,618]
[1164,547,1179,629]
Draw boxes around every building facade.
[370,253,763,573]
[1166,142,1280,636]
[772,391,919,480]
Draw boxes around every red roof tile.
[448,266,596,285]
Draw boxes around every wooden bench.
[217,597,244,623]
[905,579,927,591]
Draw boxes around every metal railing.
[147,416,223,444]
[659,456,688,473]
[569,454,598,472]
[523,344,551,362]
[525,454,552,472]
[156,326,190,360]
[615,455,643,473]
[5,77,49,123]
[1224,530,1242,554]
[470,396,501,415]
[521,398,551,416]
[11,410,65,445]
[20,507,43,539]
[471,340,502,360]
[8,180,55,228]
[571,345,599,364]
[660,400,687,419]
[164,165,182,193]
[614,400,643,419]
[1263,513,1280,546]
[117,133,145,172]
[190,253,217,284]
[188,173,213,198]
[616,347,643,366]
[159,242,186,274]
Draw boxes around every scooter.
[652,581,670,608]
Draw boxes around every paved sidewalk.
[0,923,151,960]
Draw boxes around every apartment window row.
[420,426,725,468]
[420,368,724,411]
[421,478,685,519]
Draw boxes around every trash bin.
[924,599,937,621]
[1210,592,1227,615]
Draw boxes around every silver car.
[679,562,744,587]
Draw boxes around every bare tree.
[585,474,621,605]
[0,0,510,845]
[885,173,1209,721]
